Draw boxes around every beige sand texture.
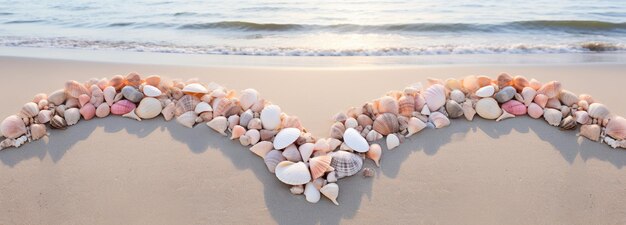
[1,56,626,225]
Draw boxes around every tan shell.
[48,89,67,105]
[207,116,228,135]
[213,98,239,117]
[475,98,502,120]
[136,97,162,119]
[30,123,47,140]
[512,76,529,92]
[309,155,333,180]
[579,124,601,142]
[65,80,90,98]
[372,113,399,136]
[529,79,542,90]
[543,108,562,126]
[145,75,161,87]
[1,115,27,139]
[606,116,626,140]
[96,103,110,118]
[537,81,562,98]
[559,116,577,130]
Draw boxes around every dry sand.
[1,56,626,225]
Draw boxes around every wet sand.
[1,56,626,225]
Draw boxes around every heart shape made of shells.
[1,73,626,205]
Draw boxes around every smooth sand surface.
[1,56,626,225]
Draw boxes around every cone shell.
[579,124,601,142]
[96,104,110,118]
[366,144,382,167]
[424,84,446,111]
[123,110,141,121]
[273,127,300,149]
[330,151,363,178]
[588,103,610,120]
[1,115,27,139]
[207,116,228,135]
[111,100,136,115]
[543,108,562,126]
[386,133,400,150]
[65,80,90,98]
[429,111,450,128]
[373,113,399,136]
[64,108,80,126]
[501,100,527,116]
[310,155,333,180]
[30,123,47,140]
[260,104,281,130]
[475,98,502,120]
[275,161,311,185]
[79,103,96,120]
[537,81,562,98]
[264,150,286,173]
[320,183,339,205]
[606,116,626,140]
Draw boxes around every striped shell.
[111,100,136,115]
[588,103,610,120]
[309,155,334,180]
[264,150,286,173]
[175,95,201,117]
[273,127,300,149]
[372,113,399,136]
[606,116,626,140]
[501,100,527,116]
[398,95,415,117]
[424,84,446,111]
[330,151,363,179]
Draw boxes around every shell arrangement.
[1,73,626,205]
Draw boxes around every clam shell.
[64,108,81,126]
[30,123,47,140]
[450,89,465,103]
[50,115,67,129]
[521,87,536,106]
[182,83,208,94]
[275,161,311,185]
[377,96,399,115]
[475,98,502,120]
[282,144,302,162]
[366,144,382,167]
[231,125,246,140]
[304,182,321,203]
[475,85,495,97]
[121,86,144,103]
[579,124,601,142]
[330,150,363,179]
[372,113,399,136]
[496,73,513,89]
[429,111,450,128]
[559,90,578,107]
[424,84,446,111]
[462,75,479,93]
[264,150,286,173]
[366,130,383,142]
[96,104,110,118]
[606,116,626,140]
[65,80,90,98]
[356,114,373,127]
[145,75,161,87]
[588,103,610,120]
[495,86,516,103]
[462,101,476,121]
[239,88,259,110]
[103,86,116,106]
[48,89,67,105]
[501,100,527,116]
[251,141,274,158]
[546,98,561,109]
[247,118,263,130]
[343,128,369,153]
[260,104,282,130]
[543,108,562,126]
[36,110,52,124]
[386,133,400,150]
[207,116,228,135]
[445,100,463,118]
[135,97,162,119]
[574,111,591,125]
[21,102,39,118]
[537,81,562,98]
[406,117,426,137]
[528,103,543,119]
[1,115,27,139]
[79,103,96,120]
[111,100,136,115]
[310,155,333,180]
[320,183,339,205]
[273,127,300,149]
[239,109,254,127]
[175,95,201,117]
[143,85,162,97]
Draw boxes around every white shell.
[275,161,311,185]
[142,85,162,97]
[206,116,228,135]
[260,105,281,130]
[406,117,426,137]
[588,103,610,120]
[475,97,502,120]
[273,127,300,149]
[176,111,197,128]
[182,83,208,94]
[239,89,259,110]
[304,182,321,203]
[424,84,446,111]
[245,129,261,145]
[475,85,495,97]
[342,128,369,153]
[64,108,80,126]
[299,143,315,162]
[136,97,162,119]
[386,133,400,150]
[320,183,339,205]
[194,102,213,114]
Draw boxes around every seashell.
[64,108,81,126]
[273,127,300,149]
[521,87,536,106]
[171,87,184,100]
[182,83,208,95]
[245,129,260,145]
[230,125,246,140]
[122,110,141,121]
[248,141,273,159]
[282,116,303,130]
[558,90,578,107]
[48,89,67,105]
[50,115,67,129]
[239,109,254,128]
[310,155,333,180]
[475,98,502,120]
[32,93,48,104]
[329,122,346,139]
[327,138,342,151]
[429,112,450,128]
[55,105,67,118]
[260,105,281,130]
[462,101,476,121]
[343,128,369,153]
[30,123,47,140]
[356,114,373,127]
[461,75,479,93]
[121,86,144,103]
[90,85,104,107]
[450,89,465,103]
[413,94,426,112]
[320,183,339,205]
[496,110,515,122]
[533,94,548,108]
[161,102,176,121]
[366,144,382,167]
[239,89,259,110]
[445,100,463,118]
[280,144,301,162]
[444,78,462,91]
[1,115,27,139]
[494,86,516,103]
[191,102,211,115]
[38,99,49,110]
[579,94,594,104]
[275,161,311,185]
[143,85,162,97]
[406,117,427,137]
[376,96,399,115]
[314,139,331,153]
[79,103,96,120]
[213,98,239,117]
[475,85,495,97]
[304,182,321,203]
[424,84,446,111]
[95,103,110,118]
[386,134,400,150]
[124,72,142,87]
[427,78,444,87]
[108,75,125,90]
[529,78,542,90]
[144,75,161,87]
[65,80,90,98]
[36,110,52,124]
[330,151,363,179]
[366,130,383,142]
[537,81,562,98]
[207,116,228,135]
[579,124,601,142]
[363,168,375,177]
[20,102,39,118]
[264,150,286,173]
[559,116,577,130]
[176,111,197,128]
[474,75,490,87]
[496,73,513,89]
[398,95,414,117]
[290,185,304,195]
[78,94,90,108]
[546,97,561,109]
[372,113,399,135]
[103,86,116,106]
[543,108,562,126]
[175,95,201,117]
[578,100,589,111]
[110,100,136,115]
[332,112,348,123]
[512,76,529,92]
[588,103,610,120]
[65,98,79,109]
[501,100,526,116]
[574,111,591,125]
[297,143,315,162]
[131,97,160,119]
[227,115,240,130]
[527,103,543,119]
[247,118,263,130]
[606,116,626,140]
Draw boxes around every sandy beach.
[1,52,626,225]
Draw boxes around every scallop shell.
[429,111,450,128]
[579,124,601,142]
[304,182,321,203]
[30,123,47,140]
[64,108,80,126]
[133,97,162,119]
[343,128,369,152]
[386,133,400,150]
[161,102,176,121]
[121,86,144,103]
[1,115,27,139]
[406,117,427,137]
[475,85,495,97]
[495,86,516,103]
[182,83,208,94]
[239,88,259,110]
[260,104,282,130]
[558,90,578,107]
[207,116,228,135]
[543,108,562,126]
[175,95,201,117]
[320,183,339,205]
[273,127,300,149]
[310,155,333,180]
[372,113,399,136]
[111,100,136,115]
[521,87,536,106]
[424,84,446,111]
[462,101,476,121]
[606,116,626,140]
[377,96,399,115]
[501,100,527,116]
[537,81,562,98]
[450,89,465,103]
[533,94,549,108]
[366,144,382,167]
[445,100,463,118]
[50,115,67,129]
[264,150,286,173]
[143,85,162,97]
[475,98,502,120]
[275,161,311,185]
[36,110,52,124]
[79,103,96,120]
[496,73,513,89]
[588,103,610,120]
[512,76,529,92]
[330,151,363,179]
[413,94,426,111]
[65,80,90,98]
[398,95,414,117]
[20,102,39,118]
[96,104,110,118]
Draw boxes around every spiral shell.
[372,113,399,136]
[330,150,363,179]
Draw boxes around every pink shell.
[501,100,527,116]
[111,100,136,115]
[606,116,626,140]
[527,103,543,119]
[533,94,548,108]
[79,103,96,120]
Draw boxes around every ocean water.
[0,0,625,56]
